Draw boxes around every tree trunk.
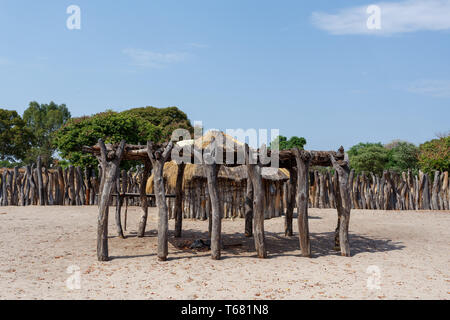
[246,162,267,258]
[96,139,126,261]
[285,167,297,236]
[293,149,311,257]
[137,161,151,237]
[205,163,223,259]
[36,156,45,206]
[330,154,351,257]
[244,177,254,237]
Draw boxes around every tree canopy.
[23,101,71,166]
[348,142,389,175]
[418,136,450,174]
[122,106,193,139]
[270,135,307,151]
[0,108,34,162]
[53,106,193,167]
[385,140,420,173]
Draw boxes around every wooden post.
[431,171,440,210]
[330,154,351,257]
[147,141,174,261]
[245,144,267,259]
[96,139,126,261]
[205,162,222,260]
[244,176,253,237]
[114,170,125,239]
[36,156,45,205]
[292,148,311,257]
[1,170,7,206]
[174,163,185,238]
[285,167,297,237]
[137,161,151,237]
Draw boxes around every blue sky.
[0,0,449,151]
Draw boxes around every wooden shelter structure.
[146,161,289,224]
[83,131,350,261]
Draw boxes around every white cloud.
[407,80,450,98]
[311,0,450,35]
[123,49,187,68]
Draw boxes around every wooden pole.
[330,154,352,257]
[96,139,126,261]
[137,161,151,237]
[36,156,45,205]
[292,148,311,257]
[174,163,185,238]
[146,141,174,261]
[244,176,254,237]
[285,167,297,236]
[245,144,267,259]
[205,162,222,260]
[114,170,125,239]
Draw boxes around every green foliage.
[0,108,34,161]
[54,111,161,168]
[385,140,420,174]
[418,136,450,174]
[54,106,193,168]
[270,135,307,151]
[0,159,24,168]
[23,101,71,166]
[348,143,389,175]
[122,106,193,139]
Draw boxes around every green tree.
[418,136,450,174]
[385,140,420,173]
[348,142,389,175]
[122,106,193,139]
[270,135,307,151]
[0,108,34,162]
[23,101,71,165]
[54,111,161,168]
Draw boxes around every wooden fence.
[1,164,448,212]
[308,169,449,211]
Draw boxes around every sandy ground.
[0,206,448,300]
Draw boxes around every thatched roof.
[146,161,289,193]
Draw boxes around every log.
[284,167,297,236]
[246,145,267,259]
[96,139,126,261]
[114,172,125,239]
[137,161,151,237]
[205,161,222,260]
[330,154,351,257]
[147,141,174,261]
[174,162,185,238]
[244,176,254,237]
[36,156,45,205]
[292,148,311,257]
[431,171,440,210]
